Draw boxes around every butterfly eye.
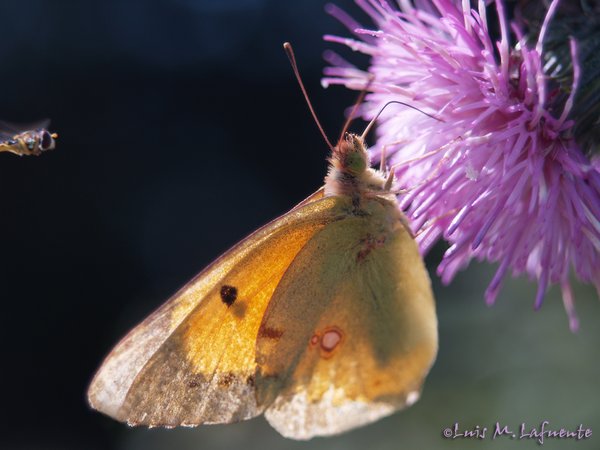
[40,130,54,150]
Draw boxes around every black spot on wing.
[220,285,237,306]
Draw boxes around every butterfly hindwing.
[88,195,343,426]
[254,195,438,439]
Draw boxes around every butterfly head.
[331,133,369,177]
[324,133,391,201]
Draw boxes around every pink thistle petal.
[561,282,580,332]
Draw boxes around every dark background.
[0,1,598,450]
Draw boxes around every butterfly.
[87,44,438,440]
[0,120,57,156]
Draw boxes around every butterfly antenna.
[360,101,444,141]
[283,42,334,152]
[339,76,374,141]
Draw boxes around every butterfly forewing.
[88,196,343,426]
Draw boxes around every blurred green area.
[108,264,600,450]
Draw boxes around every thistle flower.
[515,0,600,156]
[323,0,600,331]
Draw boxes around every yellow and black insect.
[0,121,57,156]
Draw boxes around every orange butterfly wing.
[88,194,341,426]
